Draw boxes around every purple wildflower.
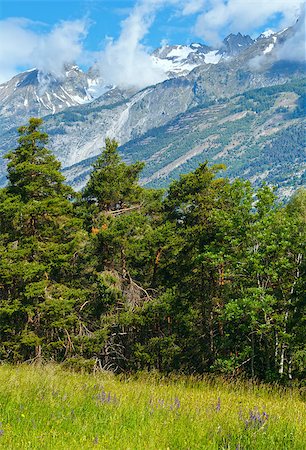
[174,397,181,409]
[243,407,269,429]
[97,389,118,405]
[216,397,221,412]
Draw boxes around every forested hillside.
[120,79,306,197]
[0,119,305,381]
[58,78,306,198]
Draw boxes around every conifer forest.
[0,118,305,382]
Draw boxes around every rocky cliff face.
[221,33,254,56]
[0,65,100,134]
[0,25,304,194]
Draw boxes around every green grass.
[0,365,305,449]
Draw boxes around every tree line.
[0,118,305,381]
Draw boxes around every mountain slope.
[0,65,102,149]
[63,79,305,198]
[0,25,305,195]
[122,79,306,198]
[5,28,304,168]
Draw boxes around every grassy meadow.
[0,365,304,449]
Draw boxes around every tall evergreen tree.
[0,119,89,362]
[6,118,69,201]
[0,120,304,380]
[83,138,144,211]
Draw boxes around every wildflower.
[243,407,269,429]
[216,397,221,412]
[174,397,181,409]
[97,390,118,404]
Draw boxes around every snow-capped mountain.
[0,32,252,146]
[0,64,101,136]
[151,43,221,76]
[150,33,256,77]
[258,29,275,39]
[32,28,305,168]
[220,33,254,56]
[0,29,286,138]
[0,23,304,196]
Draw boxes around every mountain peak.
[258,29,275,39]
[151,42,220,77]
[222,33,254,55]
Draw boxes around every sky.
[0,0,304,85]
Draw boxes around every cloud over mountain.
[0,18,88,83]
[193,0,303,46]
[276,9,306,62]
[0,0,304,87]
[96,1,167,90]
[96,0,208,89]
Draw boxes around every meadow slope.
[0,365,305,449]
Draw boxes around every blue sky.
[0,0,303,83]
[0,0,200,50]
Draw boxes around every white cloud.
[0,0,201,88]
[249,6,305,70]
[195,0,302,45]
[32,20,89,76]
[194,0,303,46]
[181,0,206,16]
[96,2,167,89]
[276,9,306,62]
[95,0,211,90]
[0,18,88,84]
[0,18,36,83]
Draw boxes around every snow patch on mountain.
[259,29,275,39]
[263,35,278,54]
[151,43,221,76]
[151,55,198,76]
[263,42,275,54]
[167,45,196,60]
[204,51,221,64]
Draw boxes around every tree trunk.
[279,310,289,376]
[279,344,285,376]
[151,247,162,288]
[251,331,255,378]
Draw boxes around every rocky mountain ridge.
[0,65,102,133]
[59,78,305,199]
[0,29,268,137]
[0,24,304,195]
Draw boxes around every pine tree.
[0,118,89,362]
[6,118,70,201]
[83,138,144,211]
